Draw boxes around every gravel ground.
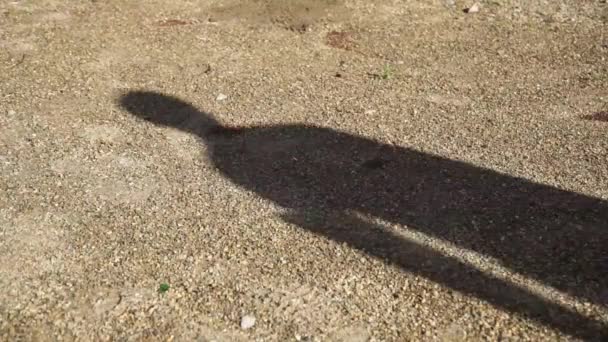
[1,0,607,341]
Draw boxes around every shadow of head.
[118,90,220,135]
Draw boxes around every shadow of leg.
[281,210,608,341]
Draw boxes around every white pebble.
[467,3,480,13]
[240,315,256,329]
[216,93,228,101]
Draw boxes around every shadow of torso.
[209,124,607,304]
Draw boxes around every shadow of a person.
[118,90,607,340]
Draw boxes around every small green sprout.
[158,283,170,293]
[381,64,393,80]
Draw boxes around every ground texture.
[1,0,608,341]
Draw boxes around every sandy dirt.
[1,0,607,341]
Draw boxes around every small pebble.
[466,3,480,13]
[8,110,16,116]
[240,315,256,329]
[216,93,228,101]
